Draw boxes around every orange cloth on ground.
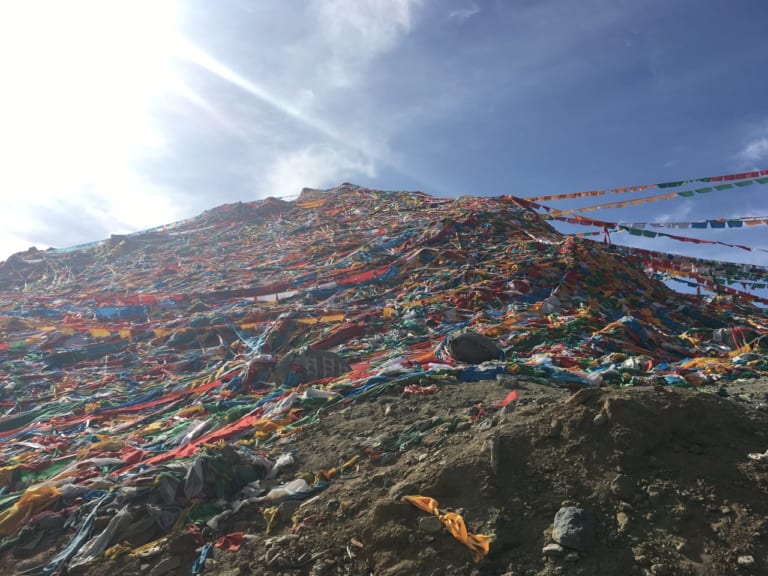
[402,495,490,562]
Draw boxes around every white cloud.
[261,146,376,199]
[1,170,184,256]
[310,0,421,87]
[653,201,693,224]
[0,1,182,260]
[738,137,768,165]
[448,3,479,22]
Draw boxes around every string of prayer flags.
[525,169,768,202]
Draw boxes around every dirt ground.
[12,375,764,576]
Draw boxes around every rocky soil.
[6,376,766,576]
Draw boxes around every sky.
[1,0,768,273]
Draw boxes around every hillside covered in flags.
[0,183,767,574]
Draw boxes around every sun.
[0,1,183,256]
[0,0,179,202]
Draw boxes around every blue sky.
[1,0,767,269]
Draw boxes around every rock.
[150,555,182,576]
[446,332,501,364]
[419,515,444,534]
[542,543,565,557]
[611,474,636,502]
[593,412,608,426]
[273,348,349,385]
[616,511,630,532]
[497,375,519,389]
[650,563,670,576]
[713,327,758,350]
[737,555,755,567]
[278,499,301,521]
[552,507,595,552]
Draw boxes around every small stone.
[542,543,565,557]
[634,554,649,567]
[737,555,755,567]
[546,421,562,438]
[674,540,688,553]
[497,375,519,389]
[552,507,595,552]
[611,474,636,502]
[650,563,670,576]
[564,552,579,562]
[616,511,630,532]
[278,499,301,521]
[721,506,731,515]
[419,515,444,534]
[150,556,182,576]
[593,412,608,426]
[455,421,472,432]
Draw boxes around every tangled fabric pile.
[0,184,767,572]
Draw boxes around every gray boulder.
[552,507,595,552]
[447,332,501,364]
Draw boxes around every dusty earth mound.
[9,379,760,576]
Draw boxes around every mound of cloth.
[0,184,767,571]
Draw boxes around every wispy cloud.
[262,146,376,199]
[738,137,768,165]
[652,201,693,224]
[310,0,421,88]
[448,3,479,23]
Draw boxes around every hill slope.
[0,185,767,575]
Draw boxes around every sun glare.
[0,1,179,206]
